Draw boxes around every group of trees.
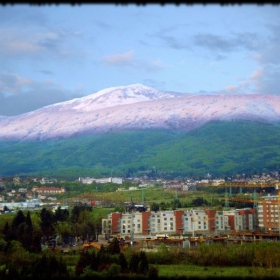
[3,204,280,279]
[150,197,212,212]
[0,205,102,252]
[75,239,152,278]
[0,206,158,279]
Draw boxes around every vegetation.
[1,121,280,178]
[2,207,280,279]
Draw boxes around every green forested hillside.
[1,120,280,179]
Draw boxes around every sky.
[0,4,279,116]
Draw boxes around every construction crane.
[198,181,280,188]
[222,185,280,235]
[222,184,280,205]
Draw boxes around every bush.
[148,266,158,279]
[106,263,122,277]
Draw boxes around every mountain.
[1,121,280,178]
[1,84,280,178]
[1,84,280,140]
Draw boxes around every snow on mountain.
[0,84,280,140]
[47,84,184,112]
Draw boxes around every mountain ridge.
[0,84,280,140]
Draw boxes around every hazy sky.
[0,4,279,116]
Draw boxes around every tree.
[53,207,69,223]
[3,222,15,242]
[138,251,149,274]
[129,253,140,274]
[12,210,25,230]
[118,252,128,272]
[31,233,42,253]
[40,208,54,238]
[20,211,34,250]
[192,197,208,207]
[75,250,90,276]
[25,211,33,229]
[106,237,120,254]
[151,202,160,212]
[89,249,98,271]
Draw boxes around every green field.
[157,264,280,278]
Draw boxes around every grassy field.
[156,264,280,278]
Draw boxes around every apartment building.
[101,208,257,237]
[257,195,280,231]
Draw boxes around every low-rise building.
[32,186,66,194]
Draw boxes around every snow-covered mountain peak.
[49,84,181,112]
[2,84,280,141]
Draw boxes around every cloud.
[204,23,280,95]
[91,20,111,30]
[193,32,260,53]
[224,85,238,92]
[0,25,84,65]
[194,34,234,52]
[37,70,54,76]
[0,73,87,116]
[102,50,135,66]
[254,25,280,66]
[223,65,280,96]
[155,33,191,50]
[142,78,166,90]
[257,66,280,95]
[147,59,168,71]
[0,74,32,95]
[101,51,169,72]
[0,7,47,27]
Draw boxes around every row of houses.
[0,198,43,211]
[31,186,66,194]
